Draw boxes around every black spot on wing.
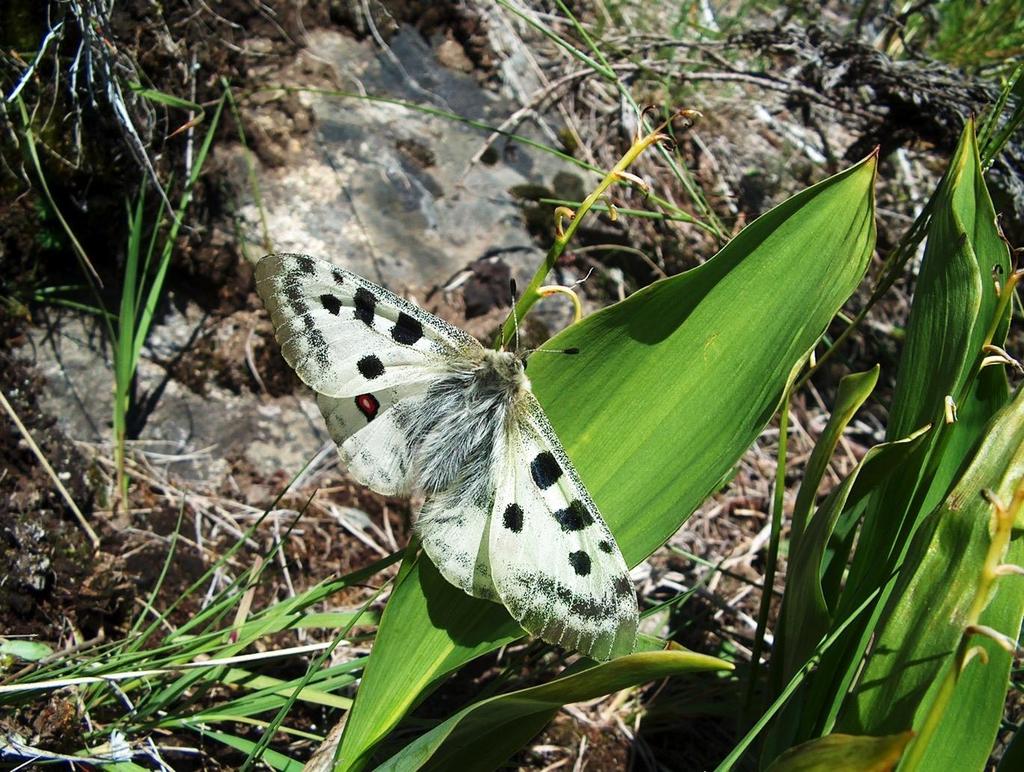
[331,269,345,286]
[598,540,614,554]
[296,256,316,274]
[283,283,307,316]
[613,575,634,598]
[320,294,342,315]
[357,354,385,379]
[569,550,592,576]
[308,328,330,368]
[552,500,593,532]
[526,574,619,621]
[502,503,524,533]
[531,452,562,489]
[354,287,376,326]
[391,312,424,345]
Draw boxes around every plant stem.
[745,384,792,716]
[494,122,674,349]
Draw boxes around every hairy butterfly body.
[256,253,638,659]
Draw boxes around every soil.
[0,349,107,639]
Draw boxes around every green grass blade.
[495,0,615,79]
[747,383,794,711]
[338,153,878,767]
[789,367,879,555]
[794,119,1012,747]
[135,186,169,319]
[159,665,356,721]
[838,386,1024,770]
[375,650,731,771]
[128,82,204,113]
[195,729,303,772]
[543,1,727,239]
[263,85,718,237]
[978,62,1024,165]
[130,89,226,366]
[113,190,148,501]
[14,96,107,308]
[123,502,184,644]
[241,586,386,771]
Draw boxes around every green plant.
[0,495,390,768]
[311,52,1020,772]
[748,119,1021,771]
[107,91,225,508]
[15,81,225,510]
[331,122,878,771]
[2,100,885,771]
[250,10,1019,769]
[895,0,1024,76]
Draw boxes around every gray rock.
[236,27,544,292]
[24,25,577,485]
[25,304,327,482]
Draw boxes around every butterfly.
[256,253,638,660]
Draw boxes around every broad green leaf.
[533,154,875,562]
[851,119,1010,575]
[338,154,878,768]
[839,384,1024,770]
[766,731,912,772]
[914,553,1024,771]
[794,120,1011,746]
[375,650,731,771]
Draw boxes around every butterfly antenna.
[523,346,580,359]
[510,278,521,354]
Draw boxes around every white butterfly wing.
[256,253,479,398]
[259,253,638,658]
[416,489,501,602]
[488,395,638,660]
[257,253,479,494]
[318,386,429,496]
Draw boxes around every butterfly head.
[480,349,531,393]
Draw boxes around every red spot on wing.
[355,393,380,421]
